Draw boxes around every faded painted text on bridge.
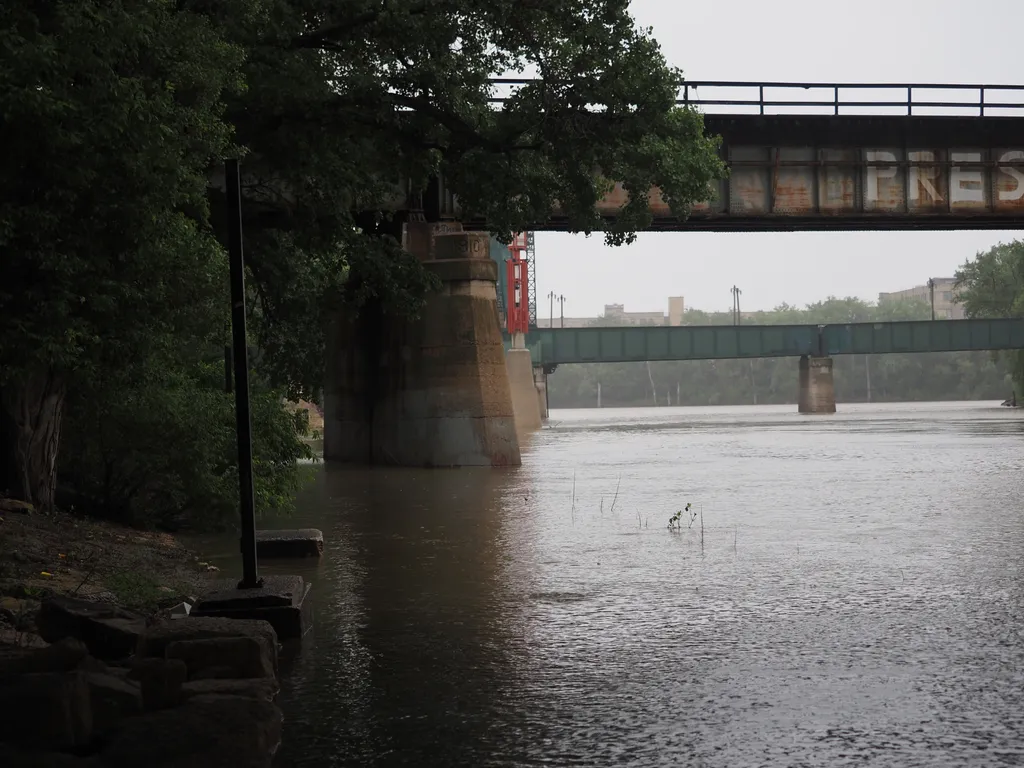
[598,149,1024,219]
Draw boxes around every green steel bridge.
[512,318,1024,369]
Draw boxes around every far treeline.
[548,247,1024,409]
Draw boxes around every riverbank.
[0,498,217,642]
[0,499,286,766]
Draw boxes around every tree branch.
[289,0,454,49]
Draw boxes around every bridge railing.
[515,318,1024,366]
[489,79,1024,117]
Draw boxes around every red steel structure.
[505,232,530,335]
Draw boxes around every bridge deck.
[466,81,1024,232]
[517,318,1024,367]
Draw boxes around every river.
[199,401,1024,767]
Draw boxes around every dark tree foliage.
[1,0,723,522]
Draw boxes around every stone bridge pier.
[324,223,521,467]
[798,355,836,414]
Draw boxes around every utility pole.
[731,285,742,325]
[558,294,566,328]
[548,290,555,328]
[927,277,935,320]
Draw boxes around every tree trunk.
[0,368,66,512]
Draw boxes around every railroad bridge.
[324,82,1024,468]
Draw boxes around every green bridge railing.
[504,318,1024,367]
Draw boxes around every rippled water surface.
[203,401,1024,767]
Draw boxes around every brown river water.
[196,401,1024,767]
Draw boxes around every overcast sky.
[533,0,1022,317]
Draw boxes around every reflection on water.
[200,401,1024,767]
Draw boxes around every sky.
[533,0,1023,317]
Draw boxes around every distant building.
[878,277,965,319]
[536,297,685,328]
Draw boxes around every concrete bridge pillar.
[324,226,521,467]
[533,366,549,420]
[506,334,542,433]
[798,355,836,414]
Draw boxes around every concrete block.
[189,576,311,641]
[255,528,324,559]
[798,355,837,414]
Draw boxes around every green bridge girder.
[508,318,1024,367]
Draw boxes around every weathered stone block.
[254,528,324,559]
[136,617,278,670]
[38,596,145,660]
[86,671,142,732]
[133,657,186,711]
[102,694,283,768]
[189,577,309,642]
[166,635,275,681]
[0,744,99,767]
[181,677,278,702]
[0,637,89,679]
[0,671,92,749]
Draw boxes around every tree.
[2,0,725,513]
[0,1,243,510]
[955,240,1024,390]
[200,0,725,400]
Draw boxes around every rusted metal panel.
[862,148,904,211]
[949,149,989,211]
[818,149,858,213]
[907,150,948,212]
[728,146,770,213]
[993,149,1024,211]
[772,147,815,214]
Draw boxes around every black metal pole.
[928,278,935,321]
[225,159,261,590]
[224,345,233,394]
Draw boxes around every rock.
[38,596,145,660]
[0,595,40,627]
[86,671,143,732]
[0,744,99,767]
[102,694,283,768]
[0,628,48,649]
[133,657,186,711]
[181,677,278,702]
[0,637,89,677]
[0,671,92,749]
[166,635,275,681]
[137,617,278,672]
[255,528,324,558]
[190,664,238,680]
[0,498,34,514]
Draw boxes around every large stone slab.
[0,671,92,749]
[37,596,145,661]
[136,617,279,671]
[254,528,323,559]
[86,671,143,732]
[166,635,275,681]
[190,575,311,641]
[102,694,283,768]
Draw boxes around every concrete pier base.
[533,366,549,420]
[191,574,312,640]
[507,348,542,432]
[798,355,836,414]
[324,227,521,467]
[255,529,324,559]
